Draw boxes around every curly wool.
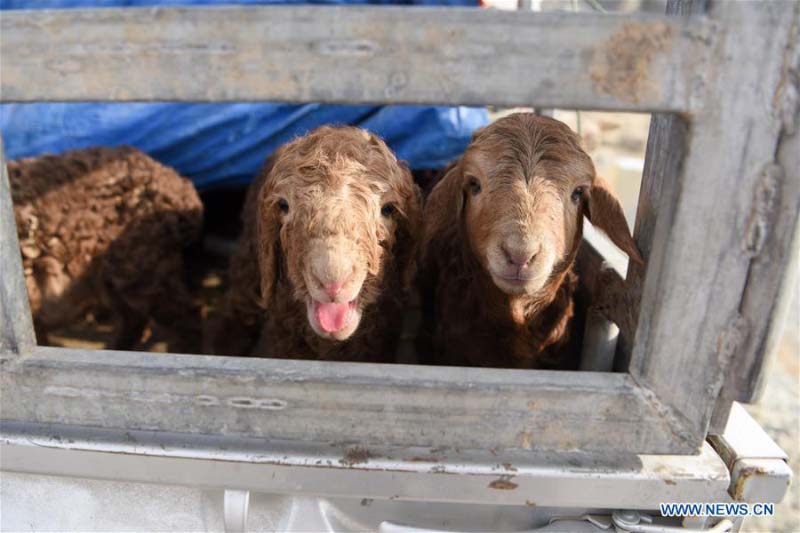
[9,146,204,352]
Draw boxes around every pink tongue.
[315,302,351,332]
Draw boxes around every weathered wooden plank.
[629,2,800,442]
[0,138,35,357]
[0,6,713,111]
[620,115,689,373]
[617,0,704,373]
[0,346,696,454]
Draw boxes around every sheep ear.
[585,176,643,264]
[256,207,280,308]
[422,163,465,254]
[255,156,283,308]
[398,181,424,291]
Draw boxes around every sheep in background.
[419,113,642,369]
[209,126,422,362]
[9,146,204,352]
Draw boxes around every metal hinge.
[381,511,733,533]
[224,489,250,533]
[549,511,733,533]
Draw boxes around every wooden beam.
[0,345,697,454]
[0,6,712,111]
[0,138,35,357]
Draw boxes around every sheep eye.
[467,176,482,196]
[381,203,396,217]
[571,186,585,203]
[277,198,290,214]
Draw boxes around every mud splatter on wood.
[339,446,373,466]
[591,22,673,104]
[488,475,518,490]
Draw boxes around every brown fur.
[419,113,641,369]
[210,126,422,362]
[9,146,204,352]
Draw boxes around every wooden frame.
[1,2,798,456]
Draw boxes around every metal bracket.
[223,489,250,533]
[611,511,732,533]
[708,402,792,504]
[548,512,732,533]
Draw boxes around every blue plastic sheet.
[0,0,488,189]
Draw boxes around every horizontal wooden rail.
[0,345,697,454]
[0,6,714,111]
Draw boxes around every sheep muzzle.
[298,234,373,340]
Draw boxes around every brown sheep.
[9,146,204,352]
[418,113,642,370]
[209,126,422,362]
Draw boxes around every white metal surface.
[0,474,578,532]
[224,490,250,533]
[0,421,731,510]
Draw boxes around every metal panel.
[0,421,731,509]
[708,403,792,505]
[0,6,713,110]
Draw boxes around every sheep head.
[256,126,421,341]
[425,113,642,298]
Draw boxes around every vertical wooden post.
[615,0,706,373]
[0,137,35,356]
[629,1,799,440]
[627,0,800,434]
[710,111,800,430]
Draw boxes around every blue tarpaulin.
[0,0,488,189]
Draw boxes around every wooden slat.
[629,2,800,441]
[0,138,35,357]
[0,346,697,454]
[0,6,712,111]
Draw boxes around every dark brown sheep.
[9,146,204,352]
[418,113,642,369]
[209,126,422,362]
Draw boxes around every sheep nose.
[323,280,346,298]
[502,245,537,268]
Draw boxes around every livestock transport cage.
[0,0,797,531]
